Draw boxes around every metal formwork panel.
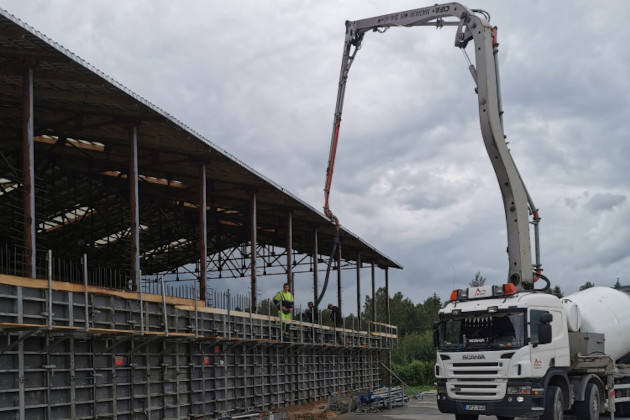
[0,281,391,419]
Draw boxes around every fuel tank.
[561,287,630,361]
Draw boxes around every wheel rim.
[555,389,563,419]
[590,388,599,419]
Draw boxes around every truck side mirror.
[538,313,553,345]
[540,313,553,324]
[538,324,552,345]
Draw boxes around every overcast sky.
[1,0,629,313]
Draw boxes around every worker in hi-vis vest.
[273,282,294,338]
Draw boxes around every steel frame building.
[0,8,401,419]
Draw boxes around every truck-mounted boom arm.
[323,3,543,290]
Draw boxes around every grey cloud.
[564,197,578,209]
[584,193,626,213]
[2,0,629,305]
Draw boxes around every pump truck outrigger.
[324,3,630,420]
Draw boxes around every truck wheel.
[541,386,564,420]
[575,383,599,420]
[455,415,479,420]
[496,417,514,420]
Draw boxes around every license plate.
[464,404,486,411]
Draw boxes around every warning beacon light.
[449,283,518,302]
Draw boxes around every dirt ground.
[285,397,349,420]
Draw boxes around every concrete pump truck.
[323,3,630,420]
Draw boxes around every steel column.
[199,164,208,302]
[286,211,292,291]
[129,126,140,291]
[356,252,361,327]
[385,266,391,386]
[83,253,89,331]
[250,192,257,311]
[22,66,35,278]
[385,267,390,325]
[313,227,318,306]
[371,262,376,323]
[161,275,168,337]
[337,241,342,314]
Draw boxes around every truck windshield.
[438,310,525,351]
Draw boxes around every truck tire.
[575,383,599,420]
[455,415,479,420]
[541,386,564,420]
[496,417,514,420]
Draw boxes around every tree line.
[361,287,441,386]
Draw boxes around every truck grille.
[446,362,506,400]
[452,362,500,376]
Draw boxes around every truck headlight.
[437,385,447,394]
[507,386,531,395]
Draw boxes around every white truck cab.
[435,285,571,418]
[435,285,630,420]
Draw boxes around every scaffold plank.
[0,321,44,330]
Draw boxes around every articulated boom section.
[324,2,542,291]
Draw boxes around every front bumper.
[436,379,544,417]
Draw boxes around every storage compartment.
[569,332,605,358]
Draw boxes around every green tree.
[344,313,359,329]
[388,291,416,335]
[362,289,386,324]
[256,298,275,315]
[392,360,435,387]
[551,285,563,298]
[362,288,443,336]
[579,281,595,291]
[469,272,486,287]
[391,331,436,365]
[362,288,411,324]
[416,293,442,333]
[544,285,563,298]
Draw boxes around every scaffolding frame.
[0,275,396,419]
